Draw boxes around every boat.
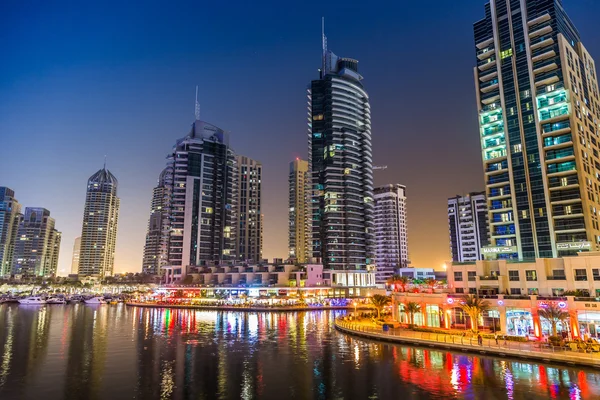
[46,297,67,304]
[18,296,47,305]
[84,297,106,304]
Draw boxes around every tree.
[538,304,570,336]
[387,275,410,292]
[370,294,391,319]
[460,295,490,333]
[404,302,422,326]
[424,278,437,293]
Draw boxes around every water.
[0,304,599,400]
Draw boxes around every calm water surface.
[0,304,599,399]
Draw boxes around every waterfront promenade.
[126,301,372,313]
[335,318,600,369]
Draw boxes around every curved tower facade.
[308,33,374,270]
[142,167,172,275]
[78,167,120,277]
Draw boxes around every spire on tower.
[195,85,200,121]
[104,155,107,170]
[322,17,327,74]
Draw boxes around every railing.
[335,319,600,365]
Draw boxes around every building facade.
[71,236,81,274]
[142,168,172,275]
[288,158,309,263]
[235,155,262,263]
[374,184,409,283]
[78,167,120,277]
[448,192,489,262]
[308,28,374,270]
[12,207,61,277]
[0,187,21,277]
[163,119,237,281]
[474,0,600,260]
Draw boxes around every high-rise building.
[474,0,600,260]
[163,118,237,282]
[374,184,409,283]
[12,207,61,277]
[78,166,120,277]
[71,236,81,274]
[235,155,262,263]
[308,25,374,270]
[142,167,172,275]
[288,158,309,263]
[0,187,21,277]
[448,192,489,262]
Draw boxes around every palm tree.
[538,304,570,336]
[386,275,410,292]
[370,294,391,319]
[460,295,490,333]
[424,278,437,293]
[404,302,422,326]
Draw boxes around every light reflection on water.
[0,304,599,399]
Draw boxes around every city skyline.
[2,1,600,275]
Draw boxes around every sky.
[1,0,600,275]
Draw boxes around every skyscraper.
[0,187,21,277]
[163,118,237,282]
[374,184,409,283]
[308,23,375,270]
[12,207,61,277]
[448,192,489,262]
[78,166,120,277]
[235,155,262,263]
[288,158,309,263]
[474,0,600,259]
[142,167,172,275]
[71,236,81,274]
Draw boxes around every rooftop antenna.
[104,155,107,170]
[321,17,327,74]
[195,85,200,121]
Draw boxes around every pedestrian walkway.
[335,318,600,369]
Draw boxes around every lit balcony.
[477,47,496,61]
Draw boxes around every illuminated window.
[501,48,513,59]
[565,205,572,215]
[513,144,522,153]
[561,177,568,186]
[313,114,324,121]
[344,168,351,175]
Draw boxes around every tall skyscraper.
[235,155,262,263]
[308,24,375,270]
[0,187,21,277]
[12,207,61,277]
[142,167,172,275]
[71,236,81,274]
[288,158,309,263]
[374,184,409,283]
[78,166,120,277]
[163,118,237,281]
[474,0,600,259]
[448,192,489,262]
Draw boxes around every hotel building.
[289,158,309,263]
[235,155,262,263]
[308,25,375,270]
[474,0,600,260]
[448,192,489,262]
[374,184,409,283]
[0,187,21,277]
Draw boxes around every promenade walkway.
[335,319,600,369]
[127,302,371,313]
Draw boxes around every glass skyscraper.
[142,167,172,275]
[288,158,309,263]
[0,187,21,277]
[308,27,374,270]
[474,0,600,260]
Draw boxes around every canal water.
[0,304,598,400]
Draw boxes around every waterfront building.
[162,117,237,282]
[288,158,309,263]
[71,236,81,274]
[396,267,437,281]
[0,187,21,277]
[78,166,120,277]
[308,24,374,270]
[393,253,600,339]
[448,192,489,262]
[12,207,61,277]
[142,168,172,275]
[235,155,262,263]
[474,0,600,260]
[374,184,408,283]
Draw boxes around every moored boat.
[84,297,106,304]
[46,297,67,304]
[18,296,47,305]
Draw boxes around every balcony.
[477,47,496,61]
[479,275,498,281]
[529,25,552,39]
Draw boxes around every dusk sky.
[2,0,600,275]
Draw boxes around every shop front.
[578,312,600,339]
[505,308,533,336]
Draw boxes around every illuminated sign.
[556,241,591,250]
[481,246,518,254]
[446,298,454,304]
[497,300,504,306]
